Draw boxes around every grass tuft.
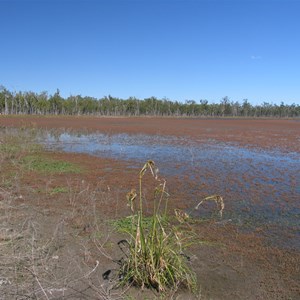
[115,160,197,294]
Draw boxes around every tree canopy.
[0,86,299,118]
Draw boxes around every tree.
[0,86,12,115]
[0,86,299,118]
[49,89,63,115]
[242,99,251,117]
[221,96,232,116]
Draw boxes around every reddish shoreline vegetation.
[0,116,299,299]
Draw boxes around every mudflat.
[0,115,299,299]
[1,116,299,152]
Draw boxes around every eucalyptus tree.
[49,89,63,115]
[0,86,299,117]
[241,99,251,117]
[0,86,12,114]
[35,91,49,115]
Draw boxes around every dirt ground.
[0,116,299,299]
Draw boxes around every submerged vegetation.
[1,86,299,117]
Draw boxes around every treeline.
[0,86,299,118]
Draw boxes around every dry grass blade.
[126,189,137,213]
[195,194,224,218]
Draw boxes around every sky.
[1,0,300,105]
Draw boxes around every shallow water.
[41,131,300,250]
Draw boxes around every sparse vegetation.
[0,128,81,176]
[0,129,41,160]
[0,128,126,299]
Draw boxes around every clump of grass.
[22,155,81,174]
[117,161,197,293]
[49,186,69,195]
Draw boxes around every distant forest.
[1,87,299,118]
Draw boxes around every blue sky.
[1,0,299,105]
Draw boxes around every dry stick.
[24,267,50,300]
[84,260,99,278]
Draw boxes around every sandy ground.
[0,116,299,299]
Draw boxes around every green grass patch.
[112,215,168,234]
[0,142,41,160]
[0,130,80,174]
[49,186,69,195]
[0,143,21,158]
[22,155,82,174]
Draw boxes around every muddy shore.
[1,116,299,299]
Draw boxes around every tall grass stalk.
[119,161,197,293]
